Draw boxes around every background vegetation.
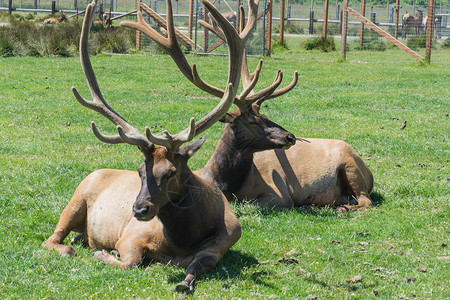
[0,42,448,298]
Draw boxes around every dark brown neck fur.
[203,124,255,194]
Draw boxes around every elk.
[198,10,373,212]
[402,10,424,38]
[121,0,299,195]
[42,0,257,292]
[93,13,112,28]
[43,11,67,25]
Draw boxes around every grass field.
[0,46,449,298]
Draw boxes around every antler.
[72,0,153,151]
[122,0,259,111]
[200,2,299,112]
[73,0,236,152]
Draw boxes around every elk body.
[195,12,373,212]
[42,0,257,292]
[216,139,372,211]
[43,12,67,25]
[93,13,112,28]
[402,10,424,38]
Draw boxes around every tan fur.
[233,138,373,211]
[43,167,241,284]
[43,12,67,25]
[42,0,252,291]
[402,10,424,38]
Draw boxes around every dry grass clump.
[0,17,136,57]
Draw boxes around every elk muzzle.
[133,201,159,221]
[285,132,296,147]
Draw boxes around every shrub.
[91,27,135,54]
[0,31,15,57]
[302,36,336,52]
[0,17,137,57]
[406,35,428,50]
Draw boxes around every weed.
[302,36,336,52]
[406,35,429,50]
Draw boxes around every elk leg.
[176,252,219,292]
[336,157,373,211]
[340,193,372,211]
[93,238,145,269]
[42,192,87,256]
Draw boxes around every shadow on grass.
[370,191,385,207]
[166,249,267,288]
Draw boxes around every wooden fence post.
[265,0,273,56]
[340,0,348,59]
[360,0,366,46]
[136,0,141,50]
[425,0,435,62]
[188,0,194,39]
[323,0,329,43]
[8,0,12,15]
[204,7,209,52]
[309,9,314,34]
[394,0,400,39]
[51,0,56,15]
[280,0,285,44]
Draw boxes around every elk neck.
[203,123,256,195]
[157,168,222,249]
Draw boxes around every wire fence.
[1,0,448,43]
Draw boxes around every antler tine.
[239,0,260,42]
[239,59,262,101]
[247,70,283,103]
[266,71,299,100]
[198,13,226,41]
[73,0,152,150]
[251,71,299,111]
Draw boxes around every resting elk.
[197,10,374,212]
[42,0,254,292]
[402,10,424,38]
[43,11,67,25]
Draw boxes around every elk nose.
[133,205,150,220]
[286,133,296,145]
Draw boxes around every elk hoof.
[336,206,349,213]
[175,281,193,293]
[92,249,108,260]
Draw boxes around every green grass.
[0,47,449,299]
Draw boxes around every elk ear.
[179,135,207,158]
[219,112,237,124]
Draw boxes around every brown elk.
[402,10,424,38]
[198,10,373,212]
[93,13,112,28]
[42,0,259,292]
[43,11,67,25]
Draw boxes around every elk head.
[199,5,298,152]
[73,0,240,221]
